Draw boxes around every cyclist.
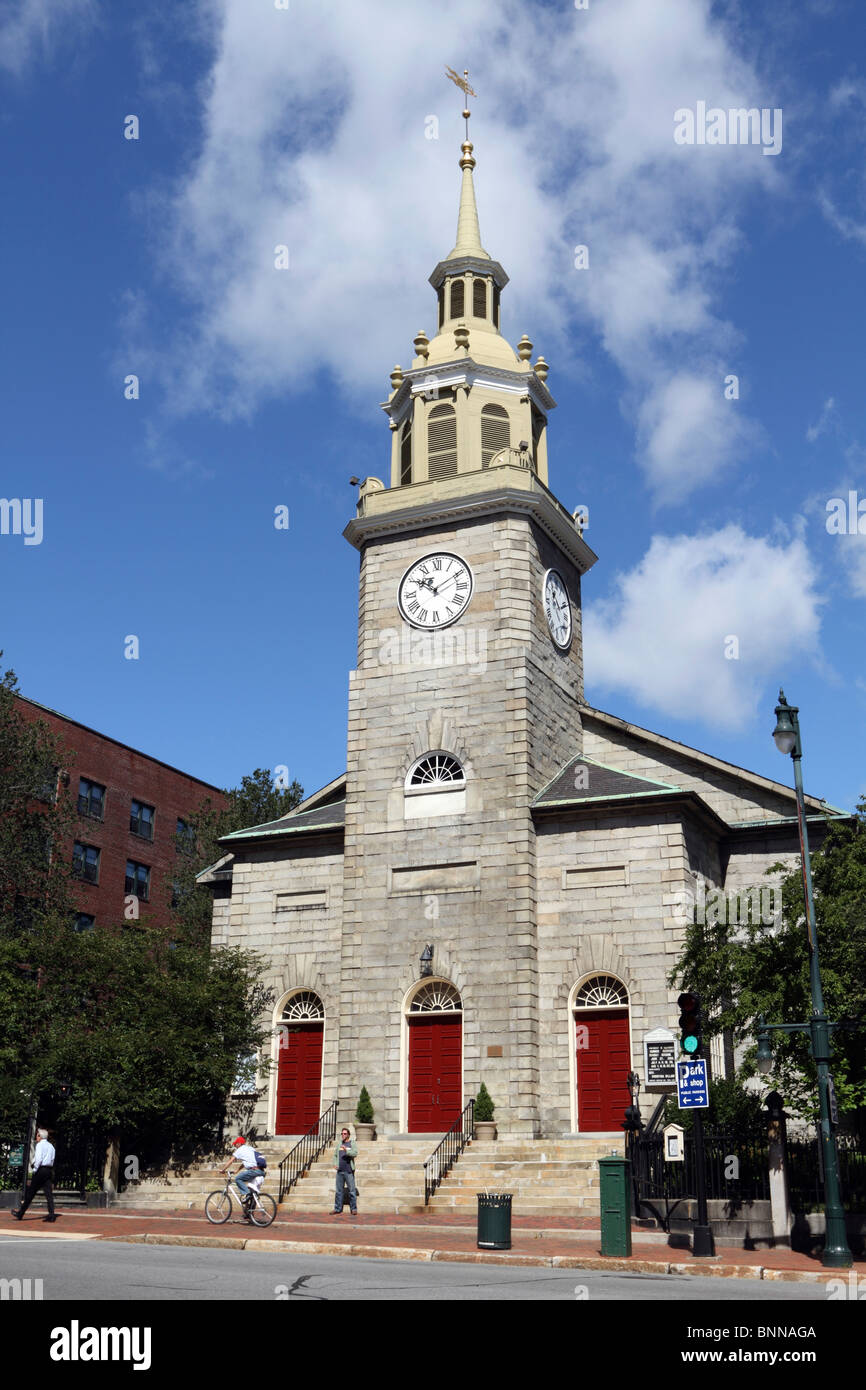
[219,1136,262,1219]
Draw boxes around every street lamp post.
[761,689,853,1268]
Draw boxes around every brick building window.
[125,860,150,901]
[130,800,155,841]
[73,842,100,884]
[78,778,105,819]
[176,818,194,847]
[72,913,95,932]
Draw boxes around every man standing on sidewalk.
[331,1127,358,1216]
[12,1129,56,1222]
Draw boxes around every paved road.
[0,1236,831,1301]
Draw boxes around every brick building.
[200,123,847,1149]
[16,695,228,931]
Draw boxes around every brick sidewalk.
[3,1206,864,1282]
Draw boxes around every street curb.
[115,1232,847,1281]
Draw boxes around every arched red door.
[408,1014,462,1132]
[576,1009,631,1131]
[276,1024,323,1134]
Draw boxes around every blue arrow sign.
[676,1058,709,1109]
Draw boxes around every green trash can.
[477,1192,512,1250]
[599,1154,632,1257]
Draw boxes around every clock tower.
[339,116,597,1135]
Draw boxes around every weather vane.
[445,66,477,139]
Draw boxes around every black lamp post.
[758,689,853,1268]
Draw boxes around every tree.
[0,654,301,1164]
[475,1082,495,1121]
[355,1087,374,1124]
[0,920,273,1163]
[0,658,73,933]
[170,768,304,935]
[670,801,866,1118]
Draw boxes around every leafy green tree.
[170,768,304,934]
[670,801,866,1118]
[662,1077,766,1135]
[0,656,300,1164]
[0,658,73,933]
[0,921,273,1164]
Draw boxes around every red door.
[408,1014,462,1132]
[576,1010,631,1131]
[276,1024,323,1134]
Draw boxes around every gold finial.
[445,65,477,140]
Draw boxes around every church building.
[201,118,839,1144]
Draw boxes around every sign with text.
[644,1029,676,1086]
[676,1058,709,1109]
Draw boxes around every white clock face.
[543,568,572,649]
[398,552,474,629]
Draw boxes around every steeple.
[446,139,490,261]
[370,69,561,498]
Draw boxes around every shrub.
[474,1083,495,1122]
[355,1087,374,1124]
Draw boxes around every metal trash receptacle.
[599,1154,632,1257]
[477,1192,512,1250]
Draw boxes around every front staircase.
[110,1140,286,1210]
[111,1134,623,1219]
[424,1137,620,1217]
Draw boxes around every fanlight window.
[574,975,628,1009]
[410,981,462,1012]
[407,753,465,791]
[281,990,324,1022]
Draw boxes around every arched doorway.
[572,975,632,1132]
[404,980,463,1133]
[275,990,324,1135]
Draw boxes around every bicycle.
[204,1172,277,1228]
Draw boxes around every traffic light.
[678,991,702,1055]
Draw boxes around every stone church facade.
[202,127,840,1142]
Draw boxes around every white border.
[397,551,475,631]
[268,987,326,1139]
[399,978,464,1134]
[542,567,573,651]
[567,973,633,1134]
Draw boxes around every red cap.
[232,1136,245,1146]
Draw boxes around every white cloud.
[637,372,759,506]
[818,192,866,249]
[583,526,824,728]
[127,0,785,503]
[806,396,838,442]
[0,0,96,74]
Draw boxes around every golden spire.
[444,66,489,261]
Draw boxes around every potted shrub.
[474,1083,496,1140]
[354,1087,376,1141]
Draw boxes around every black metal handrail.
[277,1100,338,1203]
[423,1100,475,1205]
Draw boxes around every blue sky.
[2,0,865,813]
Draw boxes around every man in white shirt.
[219,1136,261,1218]
[12,1129,56,1222]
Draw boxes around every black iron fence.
[787,1132,866,1213]
[424,1100,475,1205]
[629,1127,770,1220]
[0,1122,105,1200]
[277,1100,339,1203]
